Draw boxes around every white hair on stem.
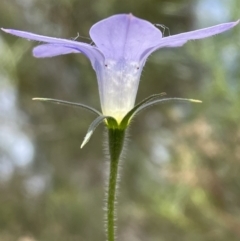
[102,127,130,241]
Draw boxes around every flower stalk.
[106,127,126,241]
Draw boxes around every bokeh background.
[0,0,240,240]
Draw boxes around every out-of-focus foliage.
[0,0,240,240]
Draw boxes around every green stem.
[106,128,125,241]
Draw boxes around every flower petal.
[140,20,239,62]
[140,39,188,61]
[161,20,239,42]
[33,44,80,58]
[1,28,104,68]
[90,14,162,61]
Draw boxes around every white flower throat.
[96,59,142,122]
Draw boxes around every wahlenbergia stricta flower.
[2,14,238,241]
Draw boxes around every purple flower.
[2,14,239,122]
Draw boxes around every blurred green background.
[0,0,240,240]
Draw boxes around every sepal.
[32,97,102,116]
[134,97,202,114]
[119,92,166,129]
[81,115,118,148]
[120,96,202,129]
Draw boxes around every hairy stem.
[106,128,125,241]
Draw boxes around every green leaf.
[81,115,118,148]
[32,97,102,116]
[120,92,166,129]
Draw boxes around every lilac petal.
[161,20,239,42]
[155,21,239,50]
[33,44,80,58]
[140,39,188,61]
[1,28,104,68]
[140,20,239,62]
[90,14,162,61]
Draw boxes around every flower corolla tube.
[2,14,239,122]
